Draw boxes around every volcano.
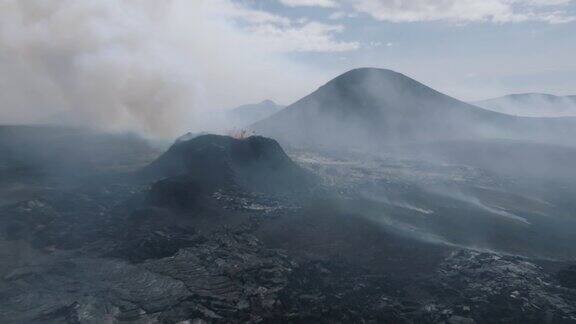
[252,68,576,148]
[141,134,316,194]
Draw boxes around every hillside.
[226,100,285,128]
[252,68,576,149]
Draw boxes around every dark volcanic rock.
[558,266,576,289]
[0,227,295,324]
[104,135,317,263]
[435,250,576,323]
[2,127,576,323]
[146,176,205,210]
[141,134,316,194]
[108,207,206,263]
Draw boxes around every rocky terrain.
[1,128,576,323]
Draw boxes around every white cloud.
[328,11,359,19]
[278,0,339,7]
[524,0,573,5]
[215,1,357,52]
[248,22,359,52]
[329,11,346,19]
[350,0,576,24]
[214,1,291,26]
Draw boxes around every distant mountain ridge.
[227,100,285,129]
[473,93,576,117]
[251,68,576,149]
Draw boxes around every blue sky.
[232,0,576,101]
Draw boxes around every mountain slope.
[252,68,576,149]
[141,134,316,194]
[473,93,576,117]
[226,100,285,128]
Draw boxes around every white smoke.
[0,0,328,137]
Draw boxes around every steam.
[0,0,321,137]
[438,189,531,225]
[473,94,576,117]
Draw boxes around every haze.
[1,0,575,137]
[2,1,576,323]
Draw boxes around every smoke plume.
[0,0,321,137]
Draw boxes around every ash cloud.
[0,0,326,138]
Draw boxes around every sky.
[0,0,575,136]
[235,0,576,101]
